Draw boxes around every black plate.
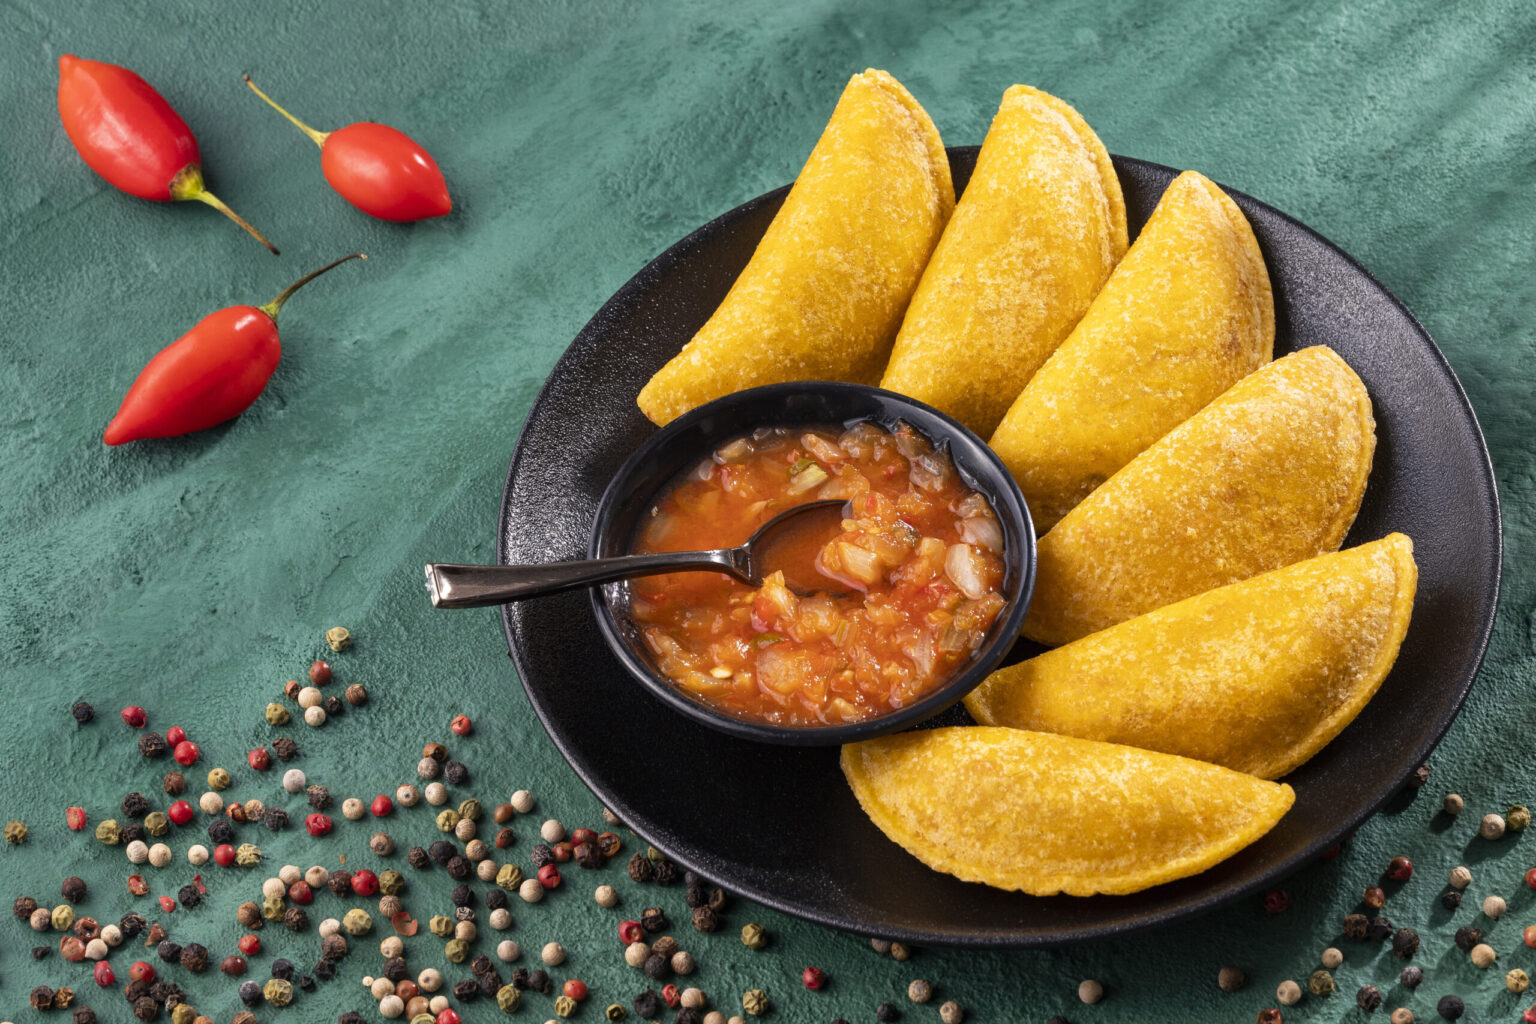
[498,150,1501,946]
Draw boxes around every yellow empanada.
[841,727,1294,896]
[880,84,1127,436]
[990,170,1274,531]
[1022,345,1375,645]
[637,69,953,426]
[969,535,1415,778]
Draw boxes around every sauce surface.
[629,421,1008,727]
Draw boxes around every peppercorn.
[742,990,769,1017]
[604,1003,625,1021]
[1440,889,1461,910]
[652,936,680,960]
[1309,970,1335,996]
[123,820,147,843]
[1509,968,1532,993]
[1219,966,1246,992]
[1276,979,1301,1006]
[122,792,151,819]
[1363,885,1386,909]
[1256,1013,1282,1024]
[139,732,168,758]
[1356,984,1383,1011]
[692,906,719,932]
[272,736,298,760]
[633,990,661,1017]
[265,702,290,726]
[575,842,603,869]
[73,1007,97,1024]
[528,969,552,994]
[1455,925,1482,951]
[342,908,371,935]
[876,1004,900,1022]
[282,906,308,932]
[643,953,671,980]
[1366,916,1393,942]
[143,810,170,836]
[32,986,56,1010]
[51,904,75,931]
[325,869,352,896]
[1471,942,1496,968]
[236,843,262,867]
[262,978,292,1006]
[653,859,679,885]
[320,694,344,716]
[1343,913,1368,940]
[1437,994,1464,1019]
[445,855,470,880]
[91,817,121,845]
[119,912,147,938]
[444,761,468,784]
[158,940,183,964]
[1481,812,1507,839]
[371,832,395,856]
[313,958,336,981]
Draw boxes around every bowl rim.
[586,379,1037,745]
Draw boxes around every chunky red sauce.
[629,421,1008,727]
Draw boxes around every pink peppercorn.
[1525,1006,1536,1024]
[552,842,573,862]
[305,814,333,837]
[451,714,472,736]
[288,881,313,905]
[214,844,236,867]
[571,828,598,847]
[159,896,176,913]
[247,747,271,771]
[662,984,680,1008]
[802,966,827,990]
[238,934,261,955]
[1386,856,1413,881]
[65,807,87,831]
[538,864,562,889]
[371,795,394,817]
[94,961,114,986]
[309,661,331,684]
[351,869,379,896]
[564,979,588,1001]
[121,706,147,728]
[1525,924,1536,948]
[173,740,199,766]
[436,1010,461,1024]
[1526,867,1536,890]
[129,961,155,982]
[167,800,193,826]
[165,726,186,746]
[127,874,149,895]
[1263,888,1289,913]
[619,920,642,944]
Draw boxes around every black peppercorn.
[283,906,308,932]
[528,969,551,994]
[161,771,185,796]
[708,886,727,912]
[32,945,50,959]
[384,957,408,982]
[122,792,151,819]
[322,696,344,716]
[61,876,88,902]
[206,819,234,845]
[692,906,719,932]
[125,978,150,1003]
[443,761,468,785]
[1356,985,1382,1011]
[685,883,708,909]
[676,1009,702,1024]
[72,701,94,723]
[478,973,500,998]
[133,995,159,1021]
[14,895,38,919]
[454,905,476,922]
[634,991,661,1018]
[1437,994,1464,1020]
[262,807,289,831]
[321,933,348,961]
[1342,913,1368,940]
[408,846,430,869]
[157,940,182,964]
[307,785,331,810]
[180,943,208,972]
[1366,916,1393,942]
[337,1012,363,1024]
[177,884,201,909]
[447,856,471,880]
[877,1003,901,1022]
[298,975,316,992]
[643,953,671,980]
[119,912,146,939]
[1441,890,1462,910]
[1454,925,1481,952]
[1411,763,1430,788]
[575,842,603,869]
[73,1006,97,1024]
[327,870,353,896]
[495,827,515,849]
[1392,928,1419,959]
[640,906,667,933]
[138,733,168,758]
[651,936,679,960]
[652,858,679,885]
[533,844,557,869]
[511,967,530,989]
[272,736,299,761]
[453,979,478,1000]
[313,958,336,981]
[122,820,147,844]
[271,958,295,980]
[451,884,473,907]
[1400,965,1423,989]
[485,889,508,911]
[238,980,262,1006]
[430,840,457,865]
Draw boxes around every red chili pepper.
[103,253,365,445]
[244,75,450,222]
[58,55,277,252]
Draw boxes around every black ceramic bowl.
[587,380,1036,745]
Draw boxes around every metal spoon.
[424,499,848,609]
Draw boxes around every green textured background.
[2,1,1534,1022]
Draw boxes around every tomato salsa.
[628,421,1008,727]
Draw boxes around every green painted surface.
[2,1,1534,1021]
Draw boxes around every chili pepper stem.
[259,253,368,321]
[167,165,279,254]
[243,75,331,148]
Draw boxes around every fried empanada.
[879,84,1127,436]
[841,727,1294,896]
[989,170,1274,530]
[637,69,953,426]
[1022,346,1375,645]
[969,535,1415,778]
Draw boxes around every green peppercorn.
[742,988,769,1016]
[342,909,372,935]
[143,811,169,837]
[445,938,469,963]
[554,995,577,1018]
[379,870,405,896]
[741,922,768,950]
[94,819,122,846]
[458,799,483,822]
[496,864,524,891]
[1508,805,1531,832]
[262,978,293,1006]
[207,768,231,791]
[436,809,461,833]
[430,915,454,938]
[261,896,284,921]
[265,703,290,726]
[5,821,28,845]
[605,1003,627,1021]
[1309,970,1336,996]
[325,626,351,652]
[497,985,522,1012]
[236,843,262,867]
[51,905,75,931]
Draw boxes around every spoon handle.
[424,550,742,608]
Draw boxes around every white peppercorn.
[378,936,403,959]
[489,908,512,930]
[281,769,306,793]
[1218,966,1246,992]
[1481,813,1506,840]
[1444,792,1464,814]
[540,819,565,843]
[395,784,420,807]
[298,686,322,709]
[417,757,440,780]
[542,941,565,965]
[29,906,50,930]
[889,941,912,961]
[198,792,223,815]
[278,864,302,885]
[595,885,618,907]
[672,950,696,975]
[496,939,520,962]
[424,782,448,805]
[85,937,109,960]
[519,878,544,903]
[371,977,396,999]
[1484,895,1508,919]
[681,988,705,1009]
[454,920,477,942]
[1321,947,1343,969]
[939,1001,963,1024]
[417,968,443,992]
[465,839,488,861]
[147,843,171,867]
[428,996,449,1014]
[318,918,341,938]
[379,994,404,1018]
[625,942,649,967]
[305,866,330,889]
[101,924,122,947]
[476,859,499,883]
[454,817,476,842]
[703,1013,726,1024]
[126,840,149,864]
[1277,980,1302,1005]
[1079,979,1104,1004]
[1472,942,1497,968]
[342,798,366,821]
[1450,865,1472,889]
[262,878,286,900]
[304,705,327,727]
[370,832,395,856]
[511,790,535,814]
[908,979,933,1003]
